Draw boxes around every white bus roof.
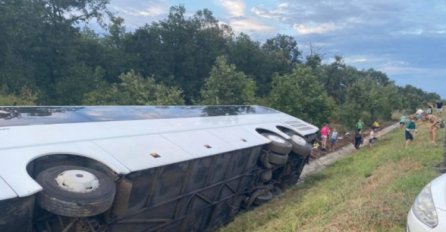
[0,105,278,127]
[0,105,318,200]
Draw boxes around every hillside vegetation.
[0,1,442,128]
[219,121,445,232]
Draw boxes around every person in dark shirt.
[405,115,416,148]
[354,129,362,150]
[436,101,444,115]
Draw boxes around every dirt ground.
[316,121,394,157]
[301,122,400,179]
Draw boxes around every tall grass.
[219,120,445,232]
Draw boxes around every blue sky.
[107,0,446,99]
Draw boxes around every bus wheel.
[290,135,312,157]
[260,169,272,182]
[253,190,273,206]
[36,165,116,218]
[261,132,292,155]
[268,152,289,166]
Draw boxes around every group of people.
[311,124,337,159]
[313,118,379,156]
[353,119,379,149]
[318,123,338,151]
[310,101,443,162]
[402,103,444,147]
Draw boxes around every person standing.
[427,103,434,115]
[330,128,338,151]
[405,116,416,148]
[426,114,440,146]
[415,109,424,121]
[399,115,408,128]
[437,101,444,116]
[372,120,380,131]
[356,119,365,132]
[354,129,362,150]
[368,129,377,147]
[320,124,330,151]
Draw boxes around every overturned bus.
[0,105,318,232]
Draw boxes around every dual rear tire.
[36,166,116,218]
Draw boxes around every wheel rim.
[292,135,306,146]
[266,134,286,144]
[55,170,100,193]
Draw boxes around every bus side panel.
[109,146,261,232]
[0,196,34,232]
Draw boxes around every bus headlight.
[412,184,438,228]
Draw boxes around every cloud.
[109,0,168,29]
[227,17,275,33]
[133,6,165,17]
[376,63,446,78]
[214,0,275,34]
[250,0,412,35]
[379,65,425,76]
[343,56,368,64]
[293,22,338,35]
[215,0,246,17]
[251,3,288,21]
[110,3,165,17]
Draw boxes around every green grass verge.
[219,121,445,232]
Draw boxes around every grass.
[219,119,445,232]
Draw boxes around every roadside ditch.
[300,123,400,179]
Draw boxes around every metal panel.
[94,135,192,172]
[161,131,235,158]
[0,177,16,200]
[284,120,319,135]
[207,127,268,150]
[109,147,261,232]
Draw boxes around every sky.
[107,0,446,99]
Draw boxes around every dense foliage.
[0,1,441,127]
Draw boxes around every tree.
[262,34,301,64]
[318,56,359,105]
[83,70,184,105]
[339,76,400,127]
[268,65,334,125]
[54,64,106,105]
[397,85,441,111]
[0,86,38,105]
[123,6,231,103]
[0,0,111,104]
[305,54,322,70]
[200,56,256,105]
[227,33,271,96]
[42,0,110,25]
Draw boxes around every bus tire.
[253,191,273,206]
[259,151,272,169]
[36,165,116,218]
[260,169,272,182]
[268,152,289,166]
[290,135,312,157]
[261,132,292,155]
